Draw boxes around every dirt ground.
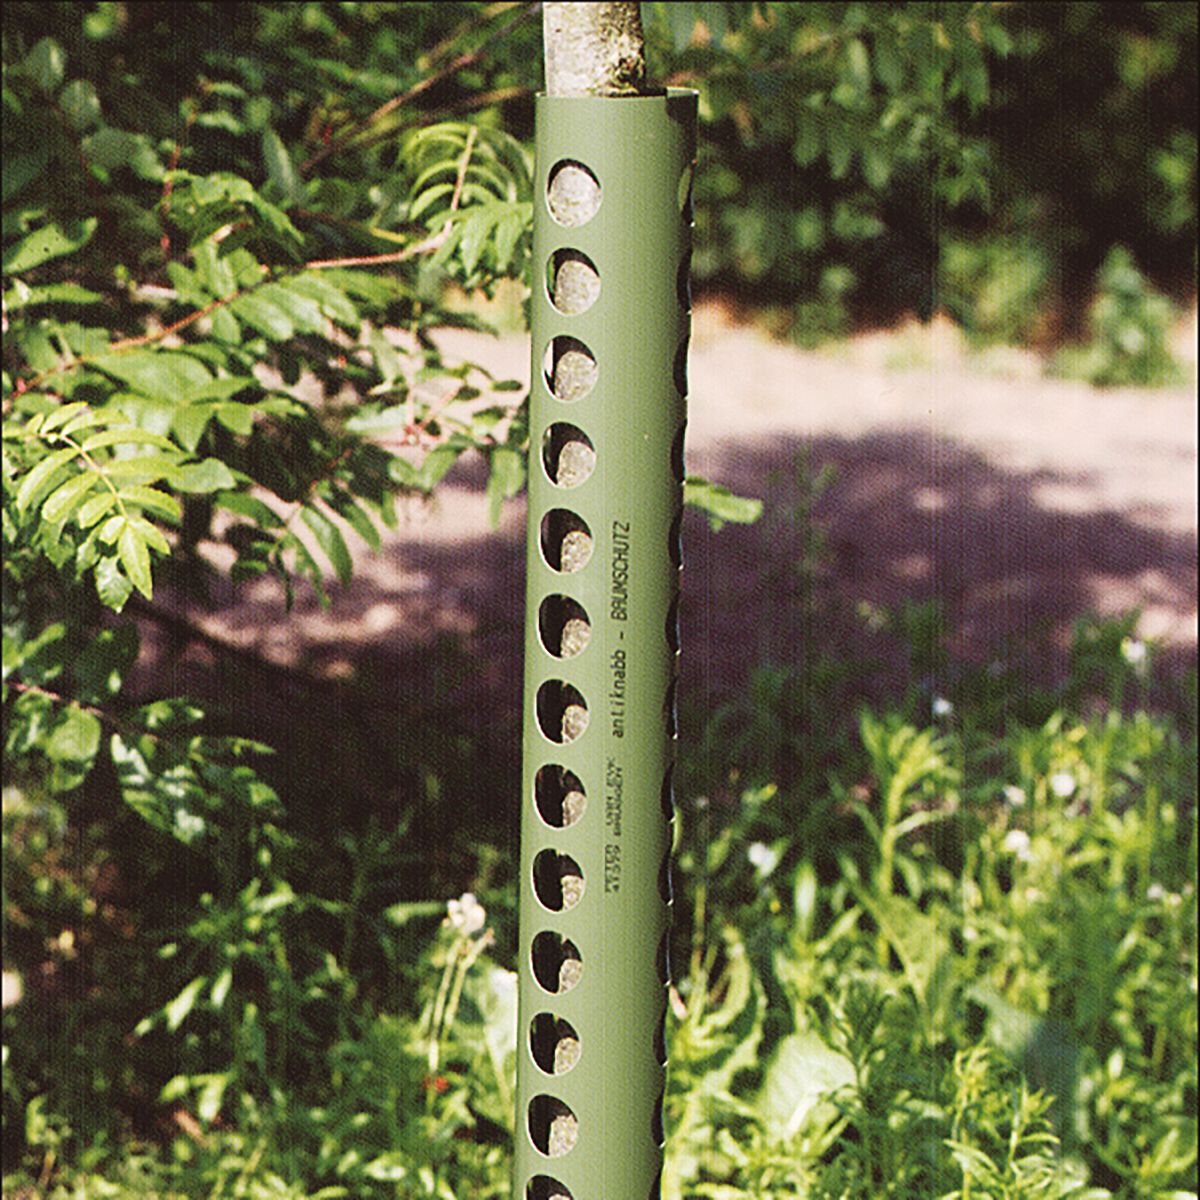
[137,304,1198,768]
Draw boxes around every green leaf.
[80,427,177,453]
[78,491,118,528]
[486,445,524,527]
[163,976,207,1033]
[258,282,323,334]
[59,79,102,131]
[215,490,283,527]
[174,458,236,493]
[90,351,213,401]
[94,556,133,612]
[323,488,380,552]
[42,470,100,524]
[417,442,463,491]
[301,505,352,585]
[16,446,79,514]
[284,274,358,326]
[118,522,154,598]
[262,126,303,206]
[25,37,65,92]
[683,476,762,530]
[231,291,294,340]
[209,967,232,1010]
[3,282,104,310]
[368,326,401,385]
[82,127,164,181]
[121,486,182,521]
[3,219,98,274]
[44,705,102,764]
[759,1030,855,1141]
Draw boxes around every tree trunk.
[543,2,647,549]
[542,1,647,97]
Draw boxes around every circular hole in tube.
[530,1013,582,1075]
[533,849,585,913]
[656,929,670,985]
[541,509,593,573]
[535,766,587,828]
[661,764,675,821]
[547,249,600,316]
[666,593,681,654]
[543,423,596,488]
[539,595,592,659]
[527,1176,575,1200]
[673,336,690,398]
[670,421,686,484]
[547,159,602,227]
[664,679,678,738]
[537,680,589,744]
[676,249,692,310]
[528,1094,579,1157]
[532,932,583,995]
[654,1004,668,1065]
[669,510,683,568]
[651,1090,665,1147]
[543,336,598,403]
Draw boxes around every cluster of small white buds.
[446,892,487,936]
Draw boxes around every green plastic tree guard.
[514,89,697,1200]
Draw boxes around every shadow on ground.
[129,426,1196,878]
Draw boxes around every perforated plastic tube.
[514,89,697,1200]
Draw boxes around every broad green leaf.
[210,306,241,344]
[111,733,208,843]
[102,454,185,485]
[25,37,65,92]
[78,491,118,528]
[16,446,79,514]
[346,405,408,435]
[212,402,255,436]
[417,442,463,491]
[194,241,237,297]
[209,967,232,1010]
[174,458,236,493]
[301,504,352,585]
[82,127,164,181]
[215,491,283,527]
[91,351,213,401]
[759,1029,855,1140]
[94,556,133,612]
[3,219,98,274]
[232,291,294,340]
[40,402,90,433]
[284,274,358,326]
[258,282,323,334]
[127,516,170,555]
[80,427,177,453]
[172,404,215,453]
[42,471,100,524]
[120,486,182,521]
[44,705,102,764]
[59,79,102,131]
[118,523,154,598]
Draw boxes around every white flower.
[1049,771,1077,799]
[1146,883,1166,902]
[1003,829,1033,861]
[932,696,954,719]
[1003,785,1026,808]
[447,892,486,934]
[747,841,779,878]
[1,970,22,1009]
[1121,637,1148,668]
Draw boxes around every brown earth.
[135,305,1197,790]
